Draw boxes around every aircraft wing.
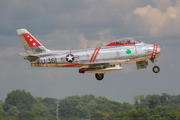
[81,59,129,67]
[76,59,128,74]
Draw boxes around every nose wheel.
[95,73,104,80]
[153,66,160,73]
[151,59,160,73]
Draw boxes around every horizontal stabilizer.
[18,53,39,62]
[18,53,29,57]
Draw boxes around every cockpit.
[106,37,142,46]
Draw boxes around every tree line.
[1,89,180,119]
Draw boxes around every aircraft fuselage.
[31,43,161,68]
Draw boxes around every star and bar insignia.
[61,54,79,63]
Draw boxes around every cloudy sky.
[0,0,180,103]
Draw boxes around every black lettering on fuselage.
[38,58,57,64]
[51,58,55,63]
[37,60,41,64]
[46,58,51,63]
[41,59,45,64]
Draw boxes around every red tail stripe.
[92,47,101,62]
[22,33,41,47]
[90,47,98,62]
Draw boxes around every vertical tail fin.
[16,28,50,54]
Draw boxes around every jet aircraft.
[17,29,161,80]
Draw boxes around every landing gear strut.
[95,73,104,80]
[151,59,160,73]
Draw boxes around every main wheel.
[153,66,160,73]
[95,73,104,80]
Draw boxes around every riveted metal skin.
[17,29,161,75]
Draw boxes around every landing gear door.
[136,60,148,70]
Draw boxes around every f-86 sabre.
[17,29,161,80]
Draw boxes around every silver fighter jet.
[17,29,161,80]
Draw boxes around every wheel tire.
[95,73,104,81]
[153,66,160,73]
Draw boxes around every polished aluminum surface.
[17,29,161,74]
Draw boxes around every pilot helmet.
[129,39,134,43]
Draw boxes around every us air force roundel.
[66,54,74,62]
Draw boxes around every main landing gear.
[95,73,104,81]
[151,59,160,73]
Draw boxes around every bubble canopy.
[106,37,141,46]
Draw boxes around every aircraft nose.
[157,45,161,53]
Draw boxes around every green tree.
[128,108,149,118]
[109,101,121,113]
[6,106,20,116]
[137,108,149,118]
[32,103,49,117]
[31,97,50,117]
[128,109,139,118]
[73,105,90,118]
[160,93,171,105]
[42,97,57,116]
[58,96,79,118]
[150,114,161,118]
[0,109,3,119]
[134,95,139,109]
[3,89,34,112]
[146,94,161,108]
[0,100,3,109]
[47,115,56,120]
[165,110,180,118]
[150,105,168,117]
[2,116,17,120]
[134,95,148,109]
[91,111,105,119]
[19,111,35,118]
[116,111,128,118]
[0,100,3,119]
[43,97,57,106]
[87,100,97,114]
[121,102,134,112]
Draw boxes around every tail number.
[35,47,45,53]
[37,58,57,64]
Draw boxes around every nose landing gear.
[151,59,160,73]
[153,66,160,73]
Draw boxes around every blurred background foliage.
[1,89,180,119]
